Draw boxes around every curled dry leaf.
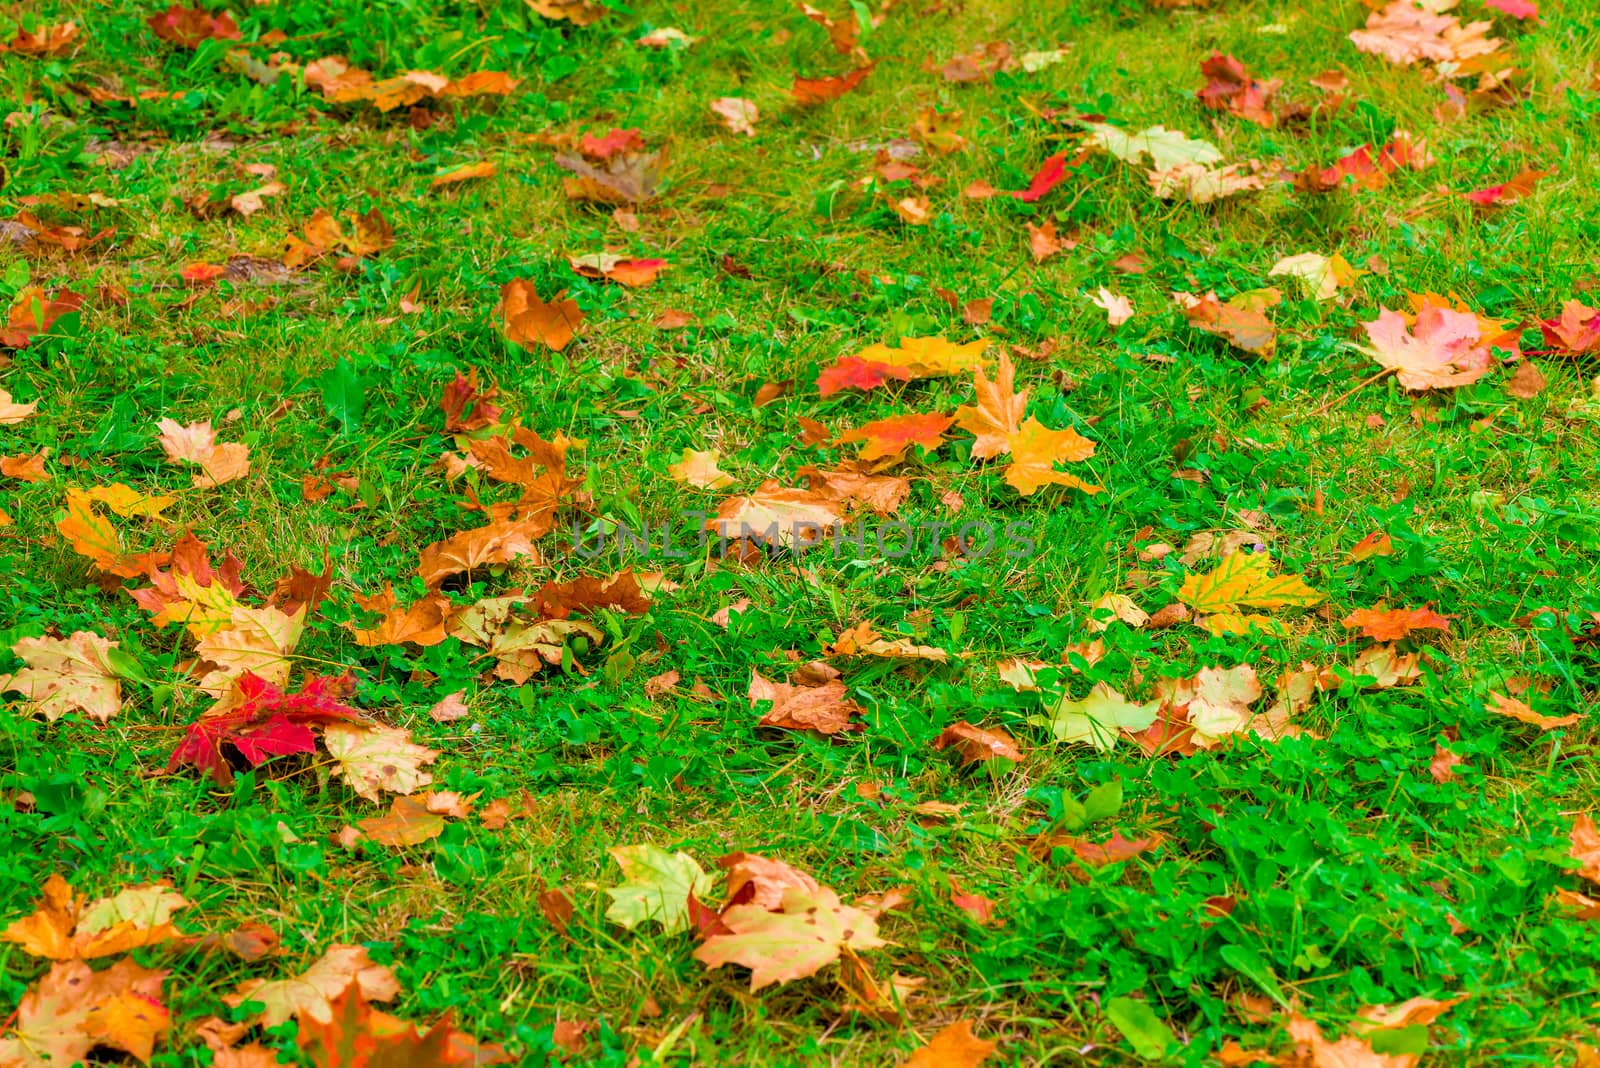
[933,721,1023,764]
[748,668,862,734]
[1486,690,1579,731]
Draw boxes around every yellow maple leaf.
[0,631,124,722]
[1002,417,1100,496]
[1178,552,1324,614]
[954,350,1028,459]
[852,336,990,378]
[693,885,886,991]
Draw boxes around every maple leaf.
[357,794,447,847]
[1350,0,1502,67]
[1463,167,1550,206]
[3,875,190,961]
[709,481,842,549]
[155,418,251,487]
[902,1020,997,1068]
[1005,150,1085,202]
[348,587,456,647]
[667,448,736,489]
[710,97,759,136]
[910,106,966,154]
[718,853,822,912]
[1196,52,1284,127]
[1570,814,1600,887]
[554,149,665,205]
[1003,417,1100,497]
[2,21,82,56]
[1486,690,1579,731]
[0,631,124,723]
[1179,551,1324,614]
[56,489,167,580]
[1150,160,1266,203]
[0,388,38,424]
[1362,305,1496,390]
[1174,290,1278,355]
[147,4,239,47]
[0,448,46,482]
[694,885,887,991]
[430,160,498,189]
[799,463,911,515]
[1350,532,1397,563]
[748,669,862,734]
[791,65,872,105]
[604,844,715,934]
[1086,123,1222,170]
[933,721,1024,764]
[1341,605,1452,641]
[2,287,85,349]
[500,279,584,351]
[1031,828,1163,867]
[226,944,400,1028]
[440,368,502,432]
[817,336,991,397]
[816,355,915,396]
[1269,252,1361,301]
[169,673,363,786]
[323,723,439,802]
[417,520,543,587]
[1090,287,1135,326]
[196,605,305,696]
[1159,665,1268,745]
[567,253,668,288]
[532,571,652,619]
[1540,300,1600,355]
[826,622,948,661]
[837,413,953,462]
[527,0,607,23]
[1046,683,1157,751]
[929,40,1013,83]
[954,351,1028,459]
[297,982,511,1068]
[129,531,249,635]
[0,958,169,1068]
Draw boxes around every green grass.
[4,0,1600,1063]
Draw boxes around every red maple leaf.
[1006,150,1087,202]
[168,673,363,785]
[816,357,913,397]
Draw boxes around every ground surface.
[3,0,1600,1064]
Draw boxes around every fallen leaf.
[0,631,124,723]
[357,794,446,846]
[1047,683,1157,751]
[1486,690,1579,731]
[604,844,715,934]
[837,413,953,462]
[953,351,1027,459]
[1341,605,1451,641]
[1003,417,1099,496]
[1091,287,1134,326]
[693,885,886,991]
[667,448,737,489]
[501,279,584,351]
[901,1020,997,1067]
[1363,305,1496,390]
[748,668,862,734]
[792,66,872,105]
[322,724,439,802]
[710,97,759,136]
[1175,290,1277,356]
[933,722,1023,764]
[225,944,399,1027]
[1179,552,1324,614]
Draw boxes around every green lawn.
[4,0,1600,1064]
